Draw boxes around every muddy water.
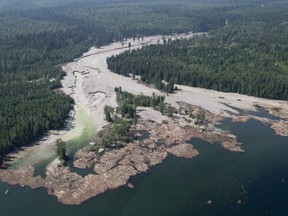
[9,107,96,177]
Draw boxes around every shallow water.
[1,119,288,216]
[8,107,97,177]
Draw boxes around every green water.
[1,119,288,216]
[7,107,97,177]
[34,107,97,177]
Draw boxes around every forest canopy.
[1,0,287,158]
[107,2,288,100]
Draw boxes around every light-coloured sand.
[61,32,203,131]
[63,31,288,121]
[6,32,288,167]
[5,33,199,167]
[167,85,288,117]
[6,107,95,168]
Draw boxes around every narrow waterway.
[8,106,96,177]
[1,118,288,216]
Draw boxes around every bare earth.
[0,107,242,205]
[1,32,288,205]
[61,32,288,136]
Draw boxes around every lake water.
[1,118,288,216]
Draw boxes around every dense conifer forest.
[107,2,288,100]
[1,0,287,158]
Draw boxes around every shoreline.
[2,110,75,169]
[1,32,288,205]
[3,106,96,169]
[0,106,241,205]
[5,31,288,167]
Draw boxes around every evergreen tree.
[56,139,67,161]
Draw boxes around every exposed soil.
[0,106,242,205]
[1,33,288,205]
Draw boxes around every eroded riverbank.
[0,106,241,205]
[1,33,288,205]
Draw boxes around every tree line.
[1,0,287,159]
[100,87,165,149]
[0,0,234,158]
[107,3,288,100]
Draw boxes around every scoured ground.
[0,106,242,205]
[1,33,288,205]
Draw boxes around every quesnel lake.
[1,0,288,215]
[1,117,288,216]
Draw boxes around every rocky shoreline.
[1,100,287,205]
[1,33,288,205]
[0,105,243,205]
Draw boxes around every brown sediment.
[266,105,288,136]
[0,106,243,205]
[167,144,199,158]
[3,32,288,206]
[127,182,134,188]
[271,121,288,136]
[184,126,244,152]
[267,106,288,120]
[174,103,243,152]
[74,149,97,169]
[177,101,224,125]
[0,166,44,188]
[0,116,200,205]
[249,104,288,137]
[46,161,137,205]
[231,115,250,123]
